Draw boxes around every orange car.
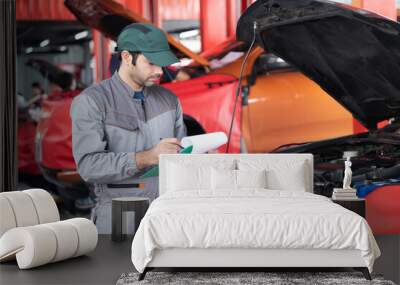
[204,41,353,152]
[66,0,354,155]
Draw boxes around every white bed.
[131,154,380,280]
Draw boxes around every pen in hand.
[160,138,184,149]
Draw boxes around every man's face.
[32,87,41,96]
[123,52,163,87]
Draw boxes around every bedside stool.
[112,197,149,242]
[331,197,365,218]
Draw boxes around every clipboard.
[140,145,193,178]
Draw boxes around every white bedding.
[131,190,380,273]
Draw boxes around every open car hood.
[237,0,400,130]
[65,0,208,66]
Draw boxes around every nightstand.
[111,197,150,242]
[331,198,365,218]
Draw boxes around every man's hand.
[149,138,182,163]
[135,138,182,169]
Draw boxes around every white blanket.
[131,190,380,273]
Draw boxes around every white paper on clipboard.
[181,132,228,154]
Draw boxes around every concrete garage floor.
[0,235,134,285]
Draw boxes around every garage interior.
[1,0,400,284]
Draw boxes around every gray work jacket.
[70,72,186,233]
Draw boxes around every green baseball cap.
[116,23,179,67]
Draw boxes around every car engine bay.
[274,123,400,197]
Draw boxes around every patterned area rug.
[116,271,396,285]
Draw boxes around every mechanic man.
[70,23,186,234]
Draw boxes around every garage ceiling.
[17,21,91,54]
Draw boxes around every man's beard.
[144,80,156,87]
[144,76,160,87]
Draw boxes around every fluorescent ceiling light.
[180,30,199,39]
[60,46,67,51]
[40,39,50,47]
[75,30,88,40]
[25,47,33,53]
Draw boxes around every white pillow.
[267,161,306,191]
[236,169,267,189]
[167,162,212,191]
[211,168,268,191]
[211,168,236,190]
[238,159,307,191]
[166,159,236,193]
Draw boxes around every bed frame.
[139,248,371,280]
[138,154,372,281]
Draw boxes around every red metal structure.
[153,0,199,27]
[92,31,111,82]
[117,0,147,17]
[16,0,198,22]
[16,0,76,20]
[200,0,241,51]
[352,0,397,20]
[200,0,228,51]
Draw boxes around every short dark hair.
[110,51,141,74]
[118,51,140,66]
[31,82,41,88]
